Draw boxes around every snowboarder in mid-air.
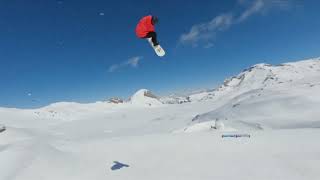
[136,15,159,46]
[135,15,165,57]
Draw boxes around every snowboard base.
[147,38,165,57]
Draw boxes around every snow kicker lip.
[222,134,251,138]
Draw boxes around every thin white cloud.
[237,0,265,22]
[125,56,140,67]
[179,0,293,47]
[108,64,119,72]
[180,13,233,46]
[108,56,143,72]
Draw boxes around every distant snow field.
[1,57,320,180]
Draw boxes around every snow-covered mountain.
[183,58,320,132]
[128,89,163,107]
[1,57,320,130]
[173,57,320,103]
[1,57,320,180]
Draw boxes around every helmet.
[152,16,159,25]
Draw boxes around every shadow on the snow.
[0,126,5,133]
[111,161,130,171]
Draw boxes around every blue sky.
[0,0,320,108]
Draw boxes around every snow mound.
[129,89,163,107]
[178,119,233,133]
[183,121,215,133]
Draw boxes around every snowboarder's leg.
[144,32,159,46]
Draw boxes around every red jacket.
[135,15,155,38]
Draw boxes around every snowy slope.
[185,57,320,131]
[1,57,320,180]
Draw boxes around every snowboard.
[147,38,165,57]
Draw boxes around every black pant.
[144,32,159,46]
